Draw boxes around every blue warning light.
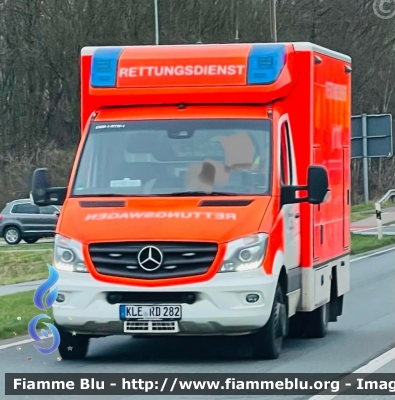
[91,47,124,87]
[247,44,286,85]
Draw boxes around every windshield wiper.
[72,192,241,198]
[72,194,144,198]
[165,191,240,197]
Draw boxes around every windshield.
[72,119,272,197]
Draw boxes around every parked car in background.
[0,199,61,245]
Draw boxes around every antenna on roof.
[197,0,203,44]
[154,0,159,45]
[269,0,277,42]
[235,0,240,42]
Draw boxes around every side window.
[39,205,57,215]
[12,203,40,214]
[280,122,294,186]
[280,124,290,185]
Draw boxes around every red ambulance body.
[31,42,351,360]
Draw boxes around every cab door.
[343,147,350,250]
[38,205,60,234]
[11,202,40,234]
[280,117,301,270]
[313,147,323,261]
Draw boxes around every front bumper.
[53,268,277,336]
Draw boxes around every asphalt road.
[0,248,394,400]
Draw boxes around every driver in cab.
[185,132,266,193]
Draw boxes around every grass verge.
[350,233,395,255]
[351,201,393,214]
[0,290,54,340]
[351,212,369,223]
[351,201,394,223]
[0,243,53,252]
[0,248,53,285]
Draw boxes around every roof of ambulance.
[81,42,351,63]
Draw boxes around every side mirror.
[30,168,67,206]
[31,169,50,205]
[280,165,329,206]
[307,166,329,204]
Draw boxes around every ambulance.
[30,42,351,360]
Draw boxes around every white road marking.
[0,334,53,350]
[350,246,395,263]
[308,347,395,400]
[352,347,395,374]
[355,232,395,237]
[352,227,376,232]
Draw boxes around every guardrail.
[375,189,395,240]
[377,189,395,204]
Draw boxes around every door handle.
[294,213,300,219]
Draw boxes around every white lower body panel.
[53,268,278,336]
[300,254,350,311]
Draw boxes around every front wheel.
[4,227,22,245]
[57,328,90,360]
[251,284,287,360]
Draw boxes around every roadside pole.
[375,202,383,240]
[269,0,277,42]
[361,113,369,204]
[154,0,159,45]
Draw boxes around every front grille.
[89,242,218,280]
[106,292,197,305]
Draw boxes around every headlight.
[54,234,89,273]
[219,233,268,273]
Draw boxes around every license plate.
[119,305,182,321]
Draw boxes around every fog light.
[246,294,259,303]
[56,294,65,303]
[107,294,123,304]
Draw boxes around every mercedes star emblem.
[137,246,163,271]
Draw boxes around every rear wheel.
[289,302,329,338]
[251,284,287,360]
[24,237,39,244]
[4,227,21,245]
[57,328,90,360]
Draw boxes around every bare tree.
[0,0,394,207]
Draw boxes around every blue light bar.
[247,44,286,85]
[91,47,124,87]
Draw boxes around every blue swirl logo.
[28,264,61,354]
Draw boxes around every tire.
[24,237,39,244]
[289,302,329,339]
[57,328,90,360]
[251,284,287,360]
[306,302,329,338]
[4,226,22,245]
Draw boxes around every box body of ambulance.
[31,42,351,359]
